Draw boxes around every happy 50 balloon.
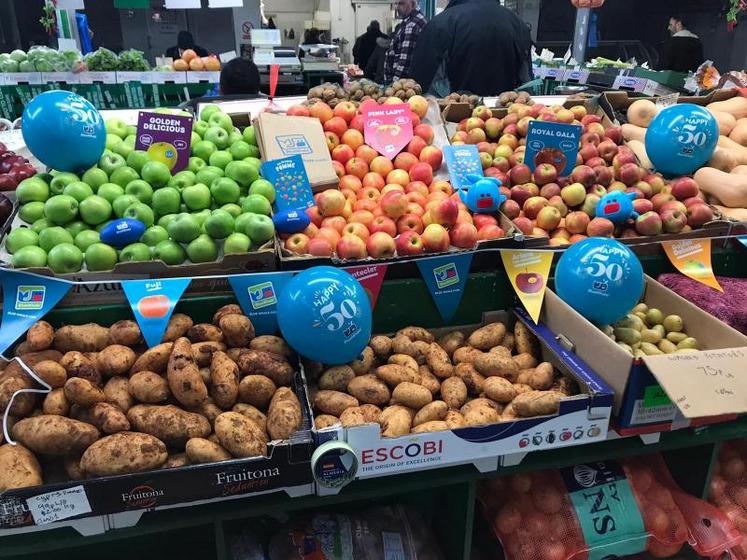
[277,266,372,364]
[22,90,106,172]
[555,237,644,326]
[645,103,718,177]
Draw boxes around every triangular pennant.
[121,278,192,347]
[738,235,747,250]
[0,270,73,356]
[500,250,554,324]
[343,264,388,311]
[662,239,723,292]
[416,252,473,323]
[362,103,413,159]
[228,272,294,335]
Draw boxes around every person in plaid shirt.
[384,0,427,83]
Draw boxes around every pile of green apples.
[3,106,276,274]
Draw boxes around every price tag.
[26,486,92,525]
[219,51,238,64]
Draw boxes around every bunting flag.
[662,239,723,292]
[228,272,294,335]
[416,252,474,323]
[343,264,388,311]
[500,250,554,324]
[121,278,192,347]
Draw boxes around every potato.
[130,342,173,375]
[347,374,390,406]
[418,365,441,395]
[380,405,413,437]
[340,407,367,427]
[199,367,211,385]
[81,432,167,476]
[96,345,137,377]
[32,360,67,388]
[468,323,506,350]
[441,377,468,409]
[60,351,101,385]
[162,313,193,343]
[313,390,359,416]
[426,343,453,379]
[42,388,70,416]
[64,455,84,480]
[249,336,291,358]
[437,331,465,358]
[109,320,142,346]
[445,409,466,429]
[500,332,515,352]
[214,412,267,458]
[73,402,130,434]
[502,403,518,421]
[129,371,170,403]
[0,376,35,416]
[413,400,448,426]
[474,352,519,381]
[388,354,418,372]
[461,399,501,426]
[238,375,276,409]
[513,352,538,370]
[349,346,374,375]
[219,314,255,348]
[514,321,539,356]
[0,443,42,490]
[53,323,110,353]
[127,404,210,448]
[453,362,485,396]
[167,338,208,408]
[267,387,302,440]
[453,346,482,364]
[232,403,267,433]
[489,346,512,359]
[512,391,564,417]
[358,404,382,424]
[64,377,106,406]
[163,453,190,469]
[192,341,227,367]
[512,383,533,395]
[104,376,133,412]
[319,365,355,392]
[210,351,239,409]
[413,421,449,434]
[314,414,340,429]
[396,326,433,343]
[26,321,54,351]
[392,335,429,363]
[392,382,432,409]
[12,342,33,357]
[374,364,419,387]
[236,350,294,386]
[187,323,224,344]
[185,437,232,464]
[12,415,99,455]
[517,362,554,390]
[15,349,63,367]
[190,401,222,426]
[370,335,393,358]
[212,304,243,325]
[483,377,517,403]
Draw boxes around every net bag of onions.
[709,440,747,559]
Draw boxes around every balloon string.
[2,357,51,446]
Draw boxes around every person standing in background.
[384,0,427,83]
[353,21,386,70]
[661,14,704,72]
[166,31,207,60]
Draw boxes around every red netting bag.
[710,440,747,559]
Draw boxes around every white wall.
[264,0,316,47]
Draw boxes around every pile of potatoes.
[309,321,579,437]
[0,305,305,492]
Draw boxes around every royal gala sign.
[362,103,413,159]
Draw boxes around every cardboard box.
[255,112,337,192]
[540,278,747,436]
[313,309,614,483]
[600,89,741,125]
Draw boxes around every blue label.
[99,218,145,248]
[273,208,311,234]
[261,154,314,212]
[121,278,192,347]
[0,270,72,356]
[443,144,482,192]
[228,272,294,335]
[416,252,473,322]
[738,236,747,250]
[524,121,582,176]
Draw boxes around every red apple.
[287,104,311,117]
[414,124,434,144]
[478,224,505,241]
[309,101,333,124]
[430,198,459,227]
[396,230,425,256]
[687,203,714,228]
[407,136,428,158]
[369,216,397,237]
[284,233,310,255]
[366,231,396,258]
[523,196,549,220]
[513,217,533,235]
[333,101,357,123]
[397,213,424,234]
[370,156,394,177]
[409,162,434,185]
[422,223,450,252]
[419,146,443,169]
[670,177,700,201]
[317,189,346,216]
[473,214,498,229]
[337,234,368,259]
[501,199,521,219]
[308,237,334,256]
[380,190,408,219]
[323,116,348,138]
[449,223,478,249]
[317,227,341,247]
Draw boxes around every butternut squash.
[627,99,657,128]
[707,96,747,120]
[717,135,747,165]
[693,167,747,208]
[729,118,747,146]
[711,110,737,136]
[626,140,653,170]
[707,146,738,172]
[731,165,747,175]
[714,204,747,221]
[621,123,647,143]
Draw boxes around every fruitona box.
[540,277,747,438]
[312,309,613,487]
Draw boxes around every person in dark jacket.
[365,35,391,83]
[219,58,261,95]
[166,31,207,60]
[353,21,386,70]
[409,0,532,96]
[661,14,704,72]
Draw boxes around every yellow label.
[500,250,554,323]
[662,239,723,292]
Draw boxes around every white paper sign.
[164,0,201,8]
[26,486,92,525]
[57,38,79,53]
[208,0,243,6]
[219,51,238,63]
[57,0,85,9]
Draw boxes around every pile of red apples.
[0,142,35,191]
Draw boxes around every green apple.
[246,144,260,159]
[16,176,50,203]
[64,221,89,238]
[153,240,186,265]
[242,125,257,146]
[224,232,251,254]
[244,213,275,245]
[106,118,129,139]
[228,141,252,160]
[188,157,207,174]
[191,209,211,227]
[200,105,222,122]
[209,150,233,170]
[221,203,243,218]
[244,157,262,170]
[186,234,218,263]
[241,193,272,216]
[225,160,259,188]
[47,243,83,273]
[248,179,276,204]
[208,112,234,133]
[124,180,154,205]
[124,202,155,227]
[167,213,201,243]
[31,218,53,234]
[228,132,243,146]
[195,166,223,186]
[126,151,150,174]
[119,242,151,263]
[141,225,169,246]
[191,139,217,162]
[63,181,94,202]
[74,229,100,252]
[141,160,172,189]
[81,167,109,191]
[191,132,201,147]
[85,243,118,271]
[5,228,39,254]
[18,201,45,224]
[112,194,140,218]
[234,213,253,237]
[127,125,137,136]
[79,195,112,225]
[182,183,212,211]
[44,194,79,225]
[49,172,79,195]
[193,120,209,137]
[97,183,125,204]
[110,166,140,188]
[152,187,181,217]
[105,133,122,151]
[99,153,127,177]
[210,177,240,205]
[11,245,47,268]
[203,127,229,150]
[157,213,178,229]
[168,170,196,190]
[113,138,135,159]
[204,210,234,239]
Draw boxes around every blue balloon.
[645,103,718,177]
[277,266,372,364]
[22,90,106,173]
[555,238,644,326]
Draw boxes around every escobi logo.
[433,263,458,289]
[248,281,276,310]
[15,285,45,311]
[361,440,444,466]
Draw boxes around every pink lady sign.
[362,103,413,159]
